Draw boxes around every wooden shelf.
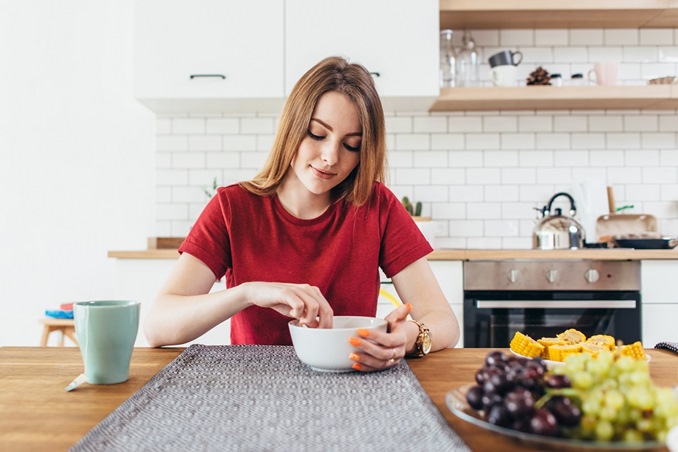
[440,0,678,29]
[430,85,678,112]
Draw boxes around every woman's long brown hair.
[239,56,386,207]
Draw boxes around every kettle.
[533,192,586,250]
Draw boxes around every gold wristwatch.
[407,320,432,358]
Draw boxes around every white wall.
[0,1,155,345]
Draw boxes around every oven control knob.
[507,269,519,283]
[585,268,600,283]
[546,269,558,283]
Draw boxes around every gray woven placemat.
[71,344,469,452]
[655,341,678,353]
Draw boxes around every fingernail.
[405,303,412,312]
[357,328,369,338]
[349,353,360,362]
[348,337,361,346]
[352,363,362,371]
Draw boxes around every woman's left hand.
[347,303,415,372]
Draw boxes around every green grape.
[627,386,655,410]
[571,370,594,390]
[543,350,678,443]
[622,429,643,442]
[604,389,625,410]
[599,405,617,421]
[636,418,652,433]
[629,370,651,386]
[586,359,609,380]
[578,415,597,439]
[595,420,614,441]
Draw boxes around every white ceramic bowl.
[668,425,678,452]
[289,316,388,372]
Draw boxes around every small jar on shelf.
[570,73,585,86]
[439,29,457,88]
[551,73,563,87]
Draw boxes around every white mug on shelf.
[489,65,518,87]
[588,62,619,86]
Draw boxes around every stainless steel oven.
[463,260,641,348]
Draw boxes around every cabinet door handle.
[370,72,381,77]
[189,74,226,79]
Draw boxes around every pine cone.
[526,66,551,86]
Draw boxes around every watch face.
[422,334,433,354]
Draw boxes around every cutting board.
[595,214,658,238]
[147,237,185,249]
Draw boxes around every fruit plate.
[510,350,651,369]
[446,384,665,450]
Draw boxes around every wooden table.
[0,347,675,451]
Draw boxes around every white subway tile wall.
[154,29,678,249]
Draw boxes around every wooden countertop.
[108,247,678,260]
[1,347,675,451]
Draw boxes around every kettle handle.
[547,192,577,216]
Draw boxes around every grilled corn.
[557,328,586,344]
[537,337,565,360]
[586,334,616,351]
[510,331,544,358]
[619,341,647,360]
[548,343,583,362]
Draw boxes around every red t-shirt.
[178,182,432,345]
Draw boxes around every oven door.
[463,291,641,348]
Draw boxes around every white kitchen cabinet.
[642,304,678,349]
[378,260,464,348]
[285,0,439,111]
[641,260,678,346]
[134,0,284,113]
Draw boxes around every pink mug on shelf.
[588,62,619,86]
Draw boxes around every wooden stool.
[40,318,78,346]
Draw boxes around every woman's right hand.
[242,281,334,328]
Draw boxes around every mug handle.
[512,50,523,65]
[587,68,596,82]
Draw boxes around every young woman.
[145,56,460,371]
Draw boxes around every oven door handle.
[475,300,637,309]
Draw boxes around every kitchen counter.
[108,247,678,260]
[1,347,675,451]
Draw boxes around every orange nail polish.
[349,353,360,362]
[405,303,413,312]
[357,328,369,338]
[349,337,361,346]
[352,363,362,371]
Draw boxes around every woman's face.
[289,91,362,198]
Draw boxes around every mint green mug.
[74,300,140,384]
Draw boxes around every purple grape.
[545,396,581,427]
[485,350,506,367]
[504,387,536,417]
[481,391,503,410]
[487,404,512,427]
[546,374,572,389]
[530,408,559,437]
[489,372,513,395]
[466,385,484,410]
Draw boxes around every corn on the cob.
[537,337,565,360]
[548,343,582,362]
[510,331,544,358]
[557,328,586,344]
[586,334,615,351]
[619,341,646,360]
[580,342,607,358]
